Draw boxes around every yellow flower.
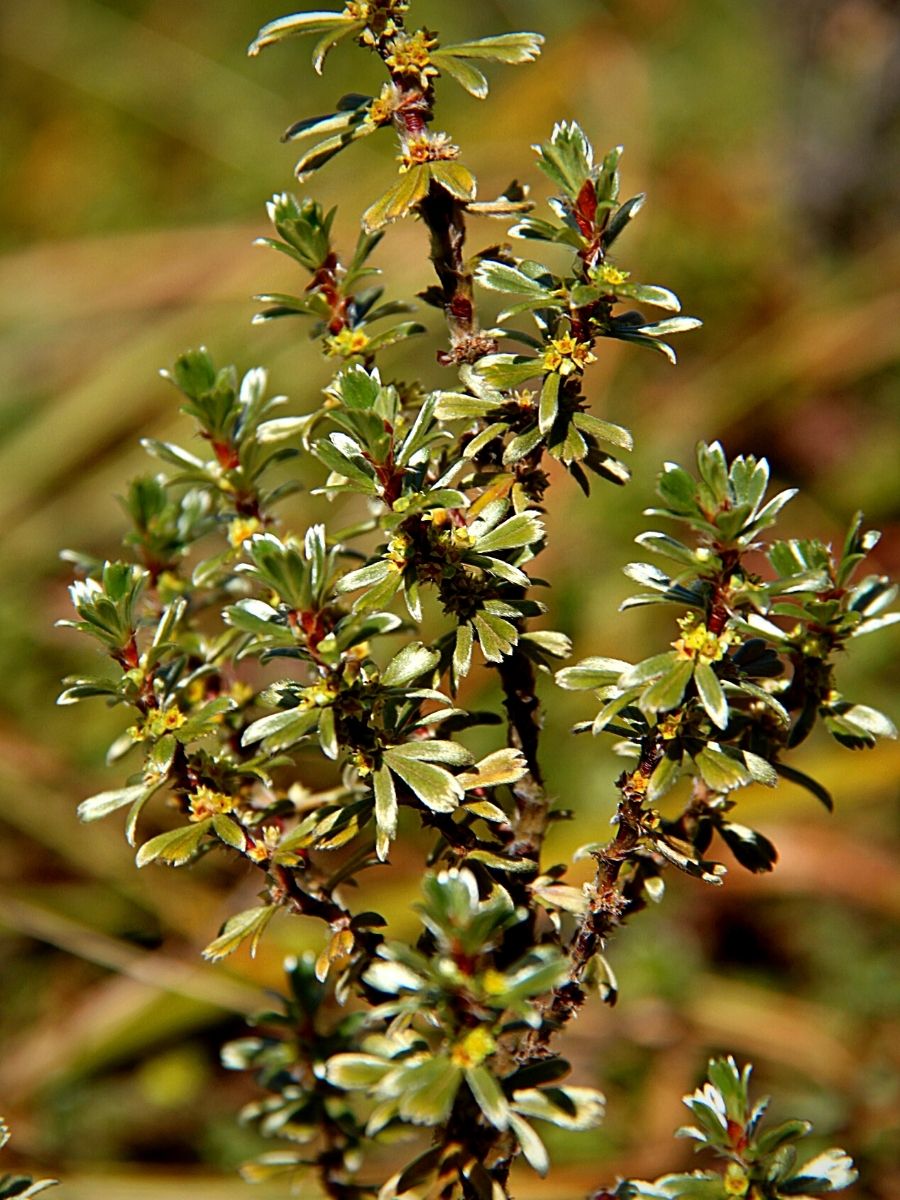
[189,786,234,822]
[228,516,262,548]
[451,1026,497,1068]
[672,615,738,665]
[136,705,187,740]
[325,328,371,358]
[542,334,597,376]
[400,131,459,169]
[596,262,630,287]
[384,30,438,86]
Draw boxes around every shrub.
[59,3,896,1197]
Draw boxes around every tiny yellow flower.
[724,1163,749,1197]
[672,615,738,665]
[388,532,412,565]
[368,85,399,126]
[542,334,597,377]
[451,1026,497,1068]
[189,785,234,822]
[138,705,187,740]
[228,516,262,548]
[596,262,630,287]
[400,131,459,170]
[325,328,371,358]
[384,30,438,86]
[481,968,508,997]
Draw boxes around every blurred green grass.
[1,0,898,1195]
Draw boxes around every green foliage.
[55,2,896,1197]
[619,1058,857,1199]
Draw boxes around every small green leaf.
[465,1066,510,1130]
[202,905,275,961]
[248,12,359,57]
[77,781,159,823]
[508,1112,549,1176]
[384,752,463,812]
[694,662,729,730]
[374,766,397,862]
[382,641,440,688]
[435,32,544,65]
[212,814,247,852]
[430,162,477,201]
[136,820,211,868]
[362,165,431,232]
[640,659,693,714]
[538,371,559,435]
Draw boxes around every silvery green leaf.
[325,1053,392,1090]
[435,32,544,64]
[538,370,559,435]
[381,641,440,688]
[512,1085,605,1130]
[431,51,489,97]
[572,411,633,451]
[248,12,360,57]
[383,752,463,812]
[508,1112,549,1176]
[77,781,159,823]
[136,819,212,868]
[694,662,729,730]
[387,740,474,766]
[241,706,319,751]
[202,905,275,961]
[454,622,474,679]
[556,657,631,690]
[465,1066,510,1130]
[475,511,544,554]
[373,766,397,862]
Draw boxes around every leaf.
[202,905,275,961]
[475,261,554,299]
[213,814,247,851]
[538,371,559,435]
[431,51,488,98]
[508,1112,549,1176]
[435,32,544,64]
[512,1085,606,1130]
[383,752,463,813]
[241,706,320,751]
[572,411,633,451]
[475,511,544,554]
[476,353,542,389]
[773,762,834,811]
[556,656,631,690]
[248,12,359,57]
[465,1066,510,1130]
[325,1053,391,1090]
[718,822,778,874]
[614,283,681,311]
[647,753,682,803]
[362,165,431,232]
[454,622,474,679]
[77,780,159,823]
[373,766,397,862]
[381,641,440,687]
[136,820,211,868]
[640,659,694,714]
[387,740,474,766]
[694,662,729,730]
[336,559,395,593]
[430,162,477,201]
[458,748,528,791]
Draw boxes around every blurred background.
[1,0,898,1196]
